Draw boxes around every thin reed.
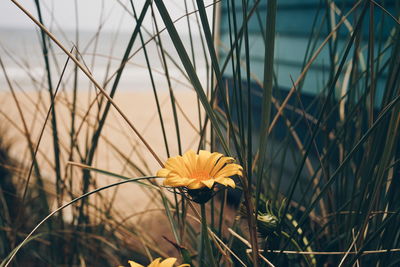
[0,0,399,266]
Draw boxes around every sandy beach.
[0,88,205,220]
[0,24,213,256]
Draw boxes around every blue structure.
[217,2,400,265]
[218,0,396,101]
[217,0,398,148]
[216,0,399,205]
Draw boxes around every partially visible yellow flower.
[157,150,242,190]
[121,257,189,267]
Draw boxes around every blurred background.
[0,0,399,266]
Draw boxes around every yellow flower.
[122,257,189,267]
[157,150,242,190]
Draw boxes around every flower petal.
[201,179,215,189]
[165,156,190,177]
[163,177,191,187]
[159,257,177,267]
[215,177,236,188]
[156,168,171,177]
[187,180,204,189]
[197,150,212,170]
[182,150,197,174]
[213,164,243,178]
[210,156,235,177]
[203,152,223,174]
[127,260,144,267]
[148,258,162,267]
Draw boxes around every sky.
[0,0,215,33]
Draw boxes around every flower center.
[190,171,210,181]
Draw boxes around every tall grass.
[0,0,399,266]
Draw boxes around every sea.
[0,27,208,93]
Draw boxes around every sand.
[0,88,207,221]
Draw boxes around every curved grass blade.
[2,176,158,267]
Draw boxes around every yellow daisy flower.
[122,257,189,267]
[157,150,242,190]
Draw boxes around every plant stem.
[201,203,217,267]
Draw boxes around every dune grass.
[0,0,400,266]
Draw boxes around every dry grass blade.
[228,228,275,267]
[2,176,158,266]
[2,0,399,265]
[10,0,164,168]
[268,0,362,132]
[246,248,400,255]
